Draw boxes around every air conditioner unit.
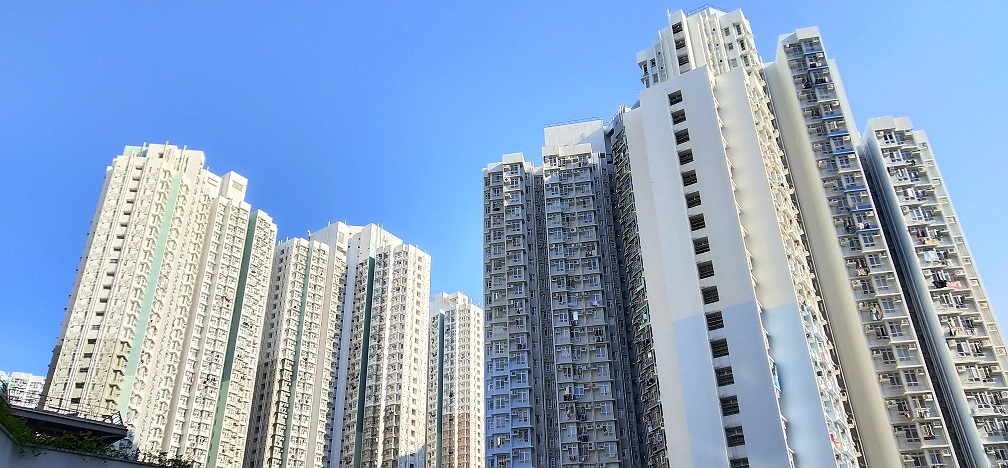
[901,455,914,462]
[872,349,882,357]
[886,400,898,408]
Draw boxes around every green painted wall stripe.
[434,313,445,467]
[119,170,183,415]
[282,241,314,468]
[207,210,258,468]
[351,257,376,468]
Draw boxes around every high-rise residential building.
[426,292,484,468]
[483,120,639,468]
[1,372,46,408]
[244,222,353,468]
[485,6,1008,468]
[245,222,432,468]
[339,224,431,468]
[42,143,277,468]
[765,29,961,466]
[245,220,431,468]
[861,116,1008,467]
[613,8,860,467]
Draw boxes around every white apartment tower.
[766,29,958,466]
[246,222,431,468]
[339,224,431,468]
[244,222,354,468]
[611,8,859,467]
[487,6,1008,468]
[483,120,639,468]
[43,143,277,468]
[862,116,1008,467]
[426,292,484,468]
[1,372,46,408]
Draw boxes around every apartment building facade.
[616,8,861,467]
[766,28,964,466]
[244,225,349,468]
[339,225,431,468]
[483,121,640,468]
[42,144,277,468]
[861,116,1008,467]
[427,292,484,468]
[485,5,1008,468]
[1,372,45,408]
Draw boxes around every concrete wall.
[0,426,156,468]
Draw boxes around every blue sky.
[2,1,1005,376]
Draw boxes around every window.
[697,261,715,279]
[710,338,729,358]
[901,425,920,443]
[725,426,745,447]
[705,311,723,330]
[720,395,740,415]
[674,38,686,50]
[689,215,706,231]
[702,286,720,304]
[693,237,710,254]
[734,24,742,35]
[896,345,912,362]
[715,366,734,386]
[668,91,683,105]
[681,171,698,186]
[904,370,920,387]
[671,22,683,33]
[678,149,694,165]
[723,27,731,36]
[686,192,702,208]
[672,109,686,124]
[675,129,690,145]
[729,458,750,468]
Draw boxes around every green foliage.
[0,400,192,467]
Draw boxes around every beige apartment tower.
[43,143,277,468]
[426,292,484,468]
